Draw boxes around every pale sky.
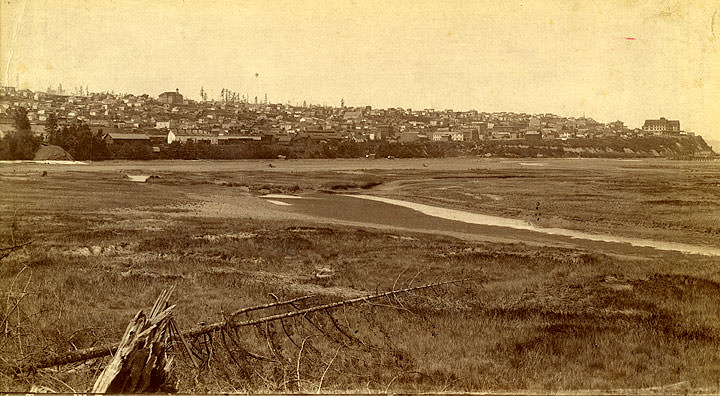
[1,0,719,139]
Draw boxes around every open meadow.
[1,157,719,393]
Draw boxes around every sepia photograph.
[1,0,719,393]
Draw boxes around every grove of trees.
[0,108,42,160]
[46,119,110,161]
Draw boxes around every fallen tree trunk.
[184,278,469,337]
[229,294,313,318]
[12,278,469,374]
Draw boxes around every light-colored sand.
[345,194,720,256]
[0,160,88,165]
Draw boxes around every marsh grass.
[1,168,719,392]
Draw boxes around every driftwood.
[13,278,468,374]
[91,287,176,393]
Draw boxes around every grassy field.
[1,159,719,393]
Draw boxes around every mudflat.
[1,158,719,392]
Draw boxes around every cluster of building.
[0,86,694,148]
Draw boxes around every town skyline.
[0,83,699,134]
[2,0,718,139]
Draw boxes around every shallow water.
[127,175,150,182]
[345,195,720,257]
[261,194,304,199]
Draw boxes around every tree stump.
[92,289,177,393]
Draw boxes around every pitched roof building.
[103,132,150,145]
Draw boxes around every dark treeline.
[133,137,711,160]
[45,115,110,160]
[0,107,713,161]
[148,141,455,160]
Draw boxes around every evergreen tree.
[45,113,58,142]
[0,130,40,159]
[13,107,31,131]
[0,107,40,159]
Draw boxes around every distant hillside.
[704,139,720,153]
[148,135,719,160]
[467,135,717,159]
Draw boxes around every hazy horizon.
[1,0,718,136]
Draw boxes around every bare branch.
[316,346,341,394]
[296,336,310,392]
[324,309,361,346]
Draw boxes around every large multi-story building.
[643,117,680,133]
[158,89,183,105]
